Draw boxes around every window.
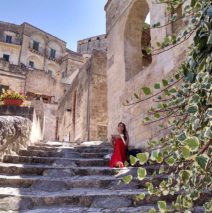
[3,54,10,62]
[29,60,34,68]
[62,72,66,79]
[5,35,12,43]
[32,40,39,51]
[50,48,56,59]
[47,70,53,77]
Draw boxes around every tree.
[123,0,212,212]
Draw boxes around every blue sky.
[0,0,107,51]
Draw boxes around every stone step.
[20,205,158,213]
[0,187,173,211]
[3,155,109,167]
[19,149,109,159]
[0,174,167,191]
[0,163,120,176]
[27,145,113,153]
[0,175,119,190]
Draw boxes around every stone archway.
[124,0,150,81]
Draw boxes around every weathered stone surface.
[0,141,207,212]
[0,197,33,211]
[91,196,132,209]
[0,116,31,159]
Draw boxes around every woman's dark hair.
[118,122,127,140]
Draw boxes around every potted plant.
[0,89,26,106]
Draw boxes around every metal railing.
[28,42,45,56]
[0,35,21,45]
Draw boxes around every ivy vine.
[124,0,212,212]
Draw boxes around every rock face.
[0,116,31,158]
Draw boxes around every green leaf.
[179,170,192,184]
[155,152,163,164]
[154,113,161,119]
[136,152,149,165]
[169,88,177,93]
[123,175,133,184]
[130,155,137,166]
[190,94,201,103]
[146,182,154,195]
[182,146,191,159]
[157,201,167,213]
[165,156,175,166]
[150,150,159,161]
[191,0,197,7]
[142,87,152,96]
[154,83,161,89]
[137,167,147,181]
[144,117,150,121]
[136,193,145,201]
[162,79,169,87]
[196,154,209,170]
[184,137,200,152]
[177,132,187,141]
[187,105,198,114]
[148,208,156,213]
[207,30,212,45]
[204,127,212,139]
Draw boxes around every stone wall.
[77,35,107,55]
[57,50,107,142]
[25,69,67,103]
[105,0,192,148]
[0,116,31,159]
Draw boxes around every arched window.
[124,0,151,81]
[27,55,43,70]
[47,41,63,60]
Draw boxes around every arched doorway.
[124,0,151,81]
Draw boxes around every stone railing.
[0,116,31,159]
[0,59,28,75]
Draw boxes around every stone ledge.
[0,105,34,120]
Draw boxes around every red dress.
[109,138,127,168]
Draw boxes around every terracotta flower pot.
[3,98,23,106]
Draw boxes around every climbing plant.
[123,0,212,212]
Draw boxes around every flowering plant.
[0,89,26,101]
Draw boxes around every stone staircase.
[0,141,204,213]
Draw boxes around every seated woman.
[109,122,129,168]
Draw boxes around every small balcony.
[29,42,45,57]
[0,35,21,46]
[46,50,62,64]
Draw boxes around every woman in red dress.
[109,122,129,168]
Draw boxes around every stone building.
[0,21,93,142]
[57,50,108,142]
[0,0,189,146]
[77,34,107,55]
[105,0,191,147]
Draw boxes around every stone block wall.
[105,0,192,148]
[57,50,108,143]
